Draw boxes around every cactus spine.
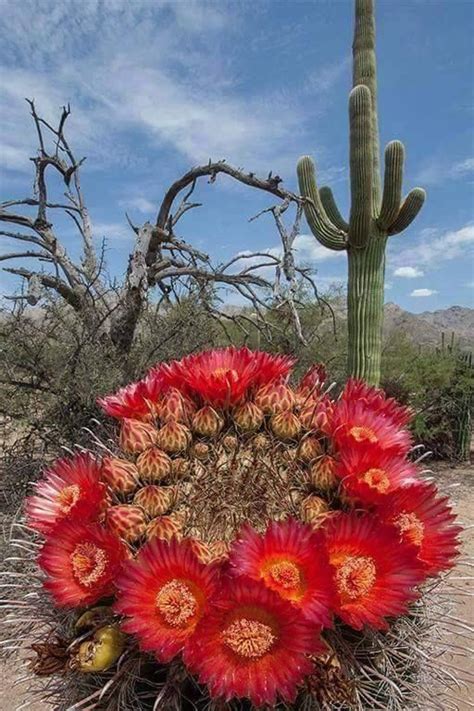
[297,0,426,385]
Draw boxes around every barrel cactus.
[297,0,426,386]
[7,347,464,709]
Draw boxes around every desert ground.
[1,460,473,711]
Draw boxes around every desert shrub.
[382,331,473,460]
[0,294,223,508]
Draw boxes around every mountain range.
[383,304,474,351]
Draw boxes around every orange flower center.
[223,617,276,659]
[349,426,378,444]
[360,468,390,493]
[155,580,197,627]
[268,561,301,590]
[395,512,425,547]
[71,543,108,588]
[57,484,80,513]
[335,555,376,601]
[212,367,238,381]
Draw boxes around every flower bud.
[119,419,158,454]
[192,406,224,437]
[156,421,191,454]
[254,382,295,414]
[136,447,172,482]
[106,505,147,543]
[270,411,302,440]
[233,401,264,432]
[101,457,139,494]
[133,485,176,517]
[146,512,184,541]
[297,435,323,463]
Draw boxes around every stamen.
[395,512,425,547]
[156,580,197,627]
[71,543,108,587]
[268,561,301,590]
[335,555,376,601]
[223,617,275,659]
[212,367,238,381]
[361,468,390,492]
[57,484,80,513]
[349,426,378,444]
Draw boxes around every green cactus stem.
[297,0,426,385]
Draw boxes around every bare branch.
[149,160,302,267]
[0,251,53,263]
[0,198,81,212]
[0,230,45,248]
[2,267,83,310]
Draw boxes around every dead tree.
[1,101,317,353]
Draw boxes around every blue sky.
[1,0,473,312]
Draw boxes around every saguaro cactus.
[297,0,426,385]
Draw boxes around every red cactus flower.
[328,400,412,456]
[25,453,106,535]
[323,512,423,630]
[377,481,462,577]
[97,380,152,421]
[114,538,219,662]
[38,520,127,607]
[229,519,334,627]
[159,347,294,408]
[341,379,412,428]
[336,449,419,504]
[184,578,322,707]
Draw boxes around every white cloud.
[304,57,350,95]
[0,0,327,182]
[392,224,474,267]
[119,197,156,215]
[416,156,474,185]
[0,0,349,192]
[451,157,474,176]
[393,266,424,278]
[292,234,346,263]
[93,222,134,242]
[233,233,345,283]
[410,288,438,297]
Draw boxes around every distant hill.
[383,304,474,350]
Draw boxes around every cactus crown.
[297,0,426,249]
